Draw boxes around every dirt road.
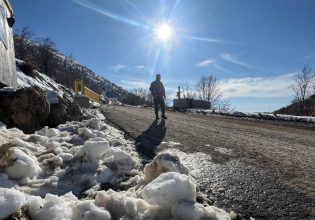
[102,105,315,219]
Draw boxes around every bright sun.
[155,23,173,42]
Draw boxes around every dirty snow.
[187,108,315,124]
[0,111,231,219]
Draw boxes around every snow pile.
[172,200,231,220]
[73,200,111,220]
[187,108,315,124]
[28,193,75,220]
[3,147,42,180]
[0,114,230,219]
[142,172,196,209]
[0,188,26,219]
[140,153,189,184]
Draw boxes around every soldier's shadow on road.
[135,119,167,160]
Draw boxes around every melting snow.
[0,110,230,219]
[187,108,315,124]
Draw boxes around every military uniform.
[150,78,167,119]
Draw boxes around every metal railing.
[74,79,101,103]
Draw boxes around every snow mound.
[78,127,97,140]
[84,118,101,130]
[45,128,60,138]
[172,200,231,220]
[0,188,26,219]
[4,147,41,180]
[102,147,139,174]
[84,138,110,160]
[73,200,111,220]
[28,193,76,220]
[95,189,168,219]
[187,108,315,124]
[142,172,196,209]
[142,152,189,184]
[0,110,231,219]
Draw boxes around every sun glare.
[155,23,173,42]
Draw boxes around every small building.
[173,86,211,109]
[0,0,16,88]
[173,98,211,109]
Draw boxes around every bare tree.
[130,88,153,106]
[181,83,197,99]
[14,26,35,62]
[216,100,235,112]
[196,75,222,106]
[36,38,58,76]
[289,65,315,115]
[61,54,74,88]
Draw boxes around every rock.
[17,62,39,78]
[232,112,247,117]
[217,187,225,193]
[0,86,50,133]
[45,92,82,128]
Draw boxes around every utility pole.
[176,86,181,99]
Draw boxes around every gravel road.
[102,105,315,219]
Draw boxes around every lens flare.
[155,23,173,42]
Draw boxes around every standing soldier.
[150,74,167,120]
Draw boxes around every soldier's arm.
[149,82,155,95]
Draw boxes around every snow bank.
[4,147,42,180]
[95,189,168,219]
[0,111,230,219]
[84,138,110,160]
[187,108,315,124]
[0,188,26,219]
[141,152,189,184]
[73,200,111,220]
[28,193,75,220]
[142,172,196,209]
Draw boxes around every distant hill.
[274,95,315,116]
[14,35,132,101]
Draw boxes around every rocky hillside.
[0,59,82,133]
[14,34,131,101]
[275,95,315,116]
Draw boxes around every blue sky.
[10,0,315,112]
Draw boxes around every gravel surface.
[102,105,315,219]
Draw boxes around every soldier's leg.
[154,97,159,119]
[160,98,167,119]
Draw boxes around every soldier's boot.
[155,110,159,120]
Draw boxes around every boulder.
[0,86,50,133]
[16,62,39,78]
[45,92,82,127]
